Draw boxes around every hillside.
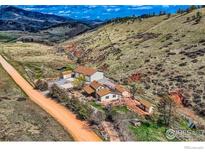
[0,6,91,43]
[61,8,205,116]
[0,63,72,141]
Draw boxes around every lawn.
[111,105,130,113]
[91,102,105,111]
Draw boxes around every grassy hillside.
[0,6,92,45]
[61,8,205,116]
[0,42,72,83]
[0,65,72,141]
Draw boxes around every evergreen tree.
[157,94,176,126]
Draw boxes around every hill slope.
[0,6,91,43]
[0,6,73,31]
[61,8,205,116]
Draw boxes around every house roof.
[90,80,103,90]
[96,88,111,97]
[83,85,95,94]
[98,77,115,89]
[74,66,97,76]
[115,84,127,93]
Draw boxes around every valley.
[0,5,205,141]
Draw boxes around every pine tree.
[157,94,176,126]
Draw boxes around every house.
[83,80,105,96]
[115,84,131,98]
[96,88,121,102]
[83,85,95,95]
[98,77,116,89]
[90,80,105,92]
[61,70,72,79]
[137,99,153,114]
[83,80,121,102]
[73,66,104,82]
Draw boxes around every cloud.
[106,7,121,12]
[106,8,112,12]
[58,11,64,13]
[103,6,118,8]
[58,10,71,14]
[23,7,44,11]
[84,15,90,19]
[88,5,97,8]
[114,8,120,12]
[128,6,153,10]
[17,5,189,21]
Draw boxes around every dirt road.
[0,55,101,141]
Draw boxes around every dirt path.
[0,55,101,141]
[176,105,205,128]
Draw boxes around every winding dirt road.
[0,55,101,141]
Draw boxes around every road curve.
[0,55,101,141]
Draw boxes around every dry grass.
[61,8,205,119]
[0,65,72,141]
[1,42,72,80]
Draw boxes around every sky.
[18,5,190,21]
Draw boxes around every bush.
[72,75,86,90]
[35,79,48,91]
[49,84,70,103]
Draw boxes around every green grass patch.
[178,118,191,130]
[112,105,129,113]
[65,63,76,71]
[91,102,105,111]
[25,63,43,79]
[129,122,168,141]
[0,32,17,42]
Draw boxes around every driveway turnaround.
[0,55,101,141]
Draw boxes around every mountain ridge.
[0,6,90,32]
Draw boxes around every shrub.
[72,75,86,90]
[35,79,48,91]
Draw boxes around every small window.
[113,95,116,98]
[105,96,109,99]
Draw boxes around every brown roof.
[96,88,111,97]
[115,84,127,93]
[90,80,103,90]
[74,66,96,76]
[83,85,95,94]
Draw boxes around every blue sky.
[18,5,190,21]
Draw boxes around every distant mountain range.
[0,6,95,32]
